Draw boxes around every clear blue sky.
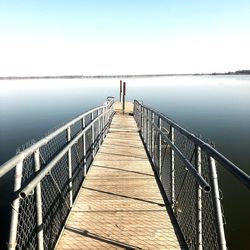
[0,0,249,75]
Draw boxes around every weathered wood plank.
[56,102,184,249]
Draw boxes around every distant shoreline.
[0,70,249,80]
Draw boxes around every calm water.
[0,76,249,249]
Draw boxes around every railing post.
[151,113,154,160]
[99,109,101,143]
[104,106,108,137]
[134,102,137,123]
[8,161,23,250]
[122,82,126,114]
[97,109,101,149]
[148,109,150,152]
[67,127,73,208]
[144,108,147,141]
[103,106,106,138]
[119,80,122,102]
[140,104,143,132]
[134,103,137,124]
[133,102,135,120]
[141,106,144,138]
[107,106,110,133]
[91,112,95,159]
[102,107,105,142]
[82,117,87,177]
[196,146,202,250]
[144,107,147,141]
[170,126,175,206]
[158,117,162,180]
[34,150,44,250]
[147,109,150,150]
[209,156,227,250]
[138,103,140,126]
[145,108,148,146]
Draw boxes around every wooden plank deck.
[56,102,184,249]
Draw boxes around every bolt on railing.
[133,100,250,250]
[0,97,115,250]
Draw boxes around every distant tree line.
[212,70,250,75]
[232,70,250,74]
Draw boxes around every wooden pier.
[56,102,184,249]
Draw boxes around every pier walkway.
[2,98,249,249]
[56,103,183,249]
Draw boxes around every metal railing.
[133,100,250,250]
[0,97,115,250]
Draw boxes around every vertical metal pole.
[147,109,150,151]
[145,108,147,145]
[8,161,23,250]
[98,109,102,148]
[158,117,162,180]
[140,104,143,132]
[141,106,144,138]
[209,157,227,250]
[91,112,95,159]
[120,80,122,102]
[34,150,44,250]
[82,117,87,177]
[107,105,109,129]
[151,113,155,160]
[67,127,73,208]
[103,107,105,138]
[135,104,137,124]
[122,82,126,114]
[196,146,202,250]
[102,107,104,142]
[137,103,140,126]
[145,109,148,147]
[104,106,107,138]
[97,109,101,149]
[111,98,114,115]
[144,107,146,141]
[134,102,136,123]
[170,126,175,206]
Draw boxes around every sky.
[0,0,250,76]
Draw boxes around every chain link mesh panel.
[152,113,160,175]
[16,155,38,250]
[42,154,69,250]
[7,101,114,250]
[160,119,172,200]
[201,152,220,249]
[133,100,225,250]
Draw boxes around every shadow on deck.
[56,102,186,249]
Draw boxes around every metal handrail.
[134,100,250,190]
[134,100,230,249]
[133,99,250,249]
[19,110,108,199]
[0,99,114,178]
[141,112,211,192]
[0,97,115,250]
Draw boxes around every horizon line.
[0,70,250,80]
